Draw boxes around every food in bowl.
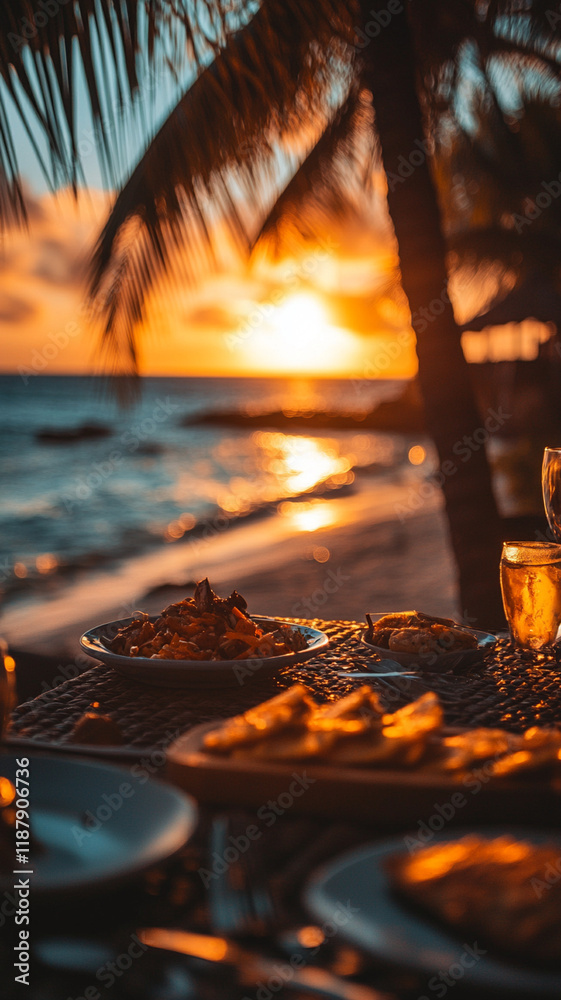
[107,578,308,661]
[386,834,561,966]
[365,611,478,657]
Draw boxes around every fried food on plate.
[366,611,478,656]
[490,726,561,777]
[203,685,315,753]
[204,686,443,767]
[203,684,561,776]
[386,834,561,966]
[437,728,523,771]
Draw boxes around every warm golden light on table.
[1,640,17,735]
[138,928,230,962]
[500,541,561,649]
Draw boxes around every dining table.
[2,615,561,1000]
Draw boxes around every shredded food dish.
[107,579,308,661]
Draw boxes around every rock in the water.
[36,423,112,444]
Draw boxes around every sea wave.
[0,374,422,605]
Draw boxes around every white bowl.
[362,614,496,671]
[80,615,329,687]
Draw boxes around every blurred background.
[1,1,561,675]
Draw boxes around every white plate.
[305,829,561,996]
[80,616,329,687]
[0,753,197,895]
[362,614,497,669]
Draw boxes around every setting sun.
[245,292,362,376]
[274,293,328,335]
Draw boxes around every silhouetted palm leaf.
[87,0,355,364]
[251,85,377,251]
[0,0,146,200]
[0,0,275,222]
[2,0,561,354]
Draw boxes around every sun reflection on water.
[277,499,339,532]
[253,432,352,494]
[5,420,400,577]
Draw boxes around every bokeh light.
[408,445,426,466]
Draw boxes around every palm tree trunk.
[359,0,504,625]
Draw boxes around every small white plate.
[305,829,561,996]
[362,613,496,670]
[0,754,196,895]
[80,616,329,687]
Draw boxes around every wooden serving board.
[165,722,561,828]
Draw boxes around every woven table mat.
[9,619,561,747]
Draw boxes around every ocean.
[0,374,416,604]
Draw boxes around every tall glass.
[500,541,561,649]
[542,447,561,541]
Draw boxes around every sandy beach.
[1,470,458,667]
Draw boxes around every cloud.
[0,184,417,377]
[0,294,36,323]
[32,237,85,285]
[183,304,241,332]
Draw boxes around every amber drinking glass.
[500,541,561,649]
[543,446,561,542]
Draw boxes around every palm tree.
[357,3,504,624]
[443,94,561,334]
[2,0,559,623]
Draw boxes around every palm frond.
[0,0,258,213]
[88,0,355,364]
[440,90,561,243]
[411,0,561,138]
[450,225,561,278]
[1,1,142,195]
[251,85,376,252]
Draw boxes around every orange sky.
[1,187,549,379]
[0,187,421,380]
